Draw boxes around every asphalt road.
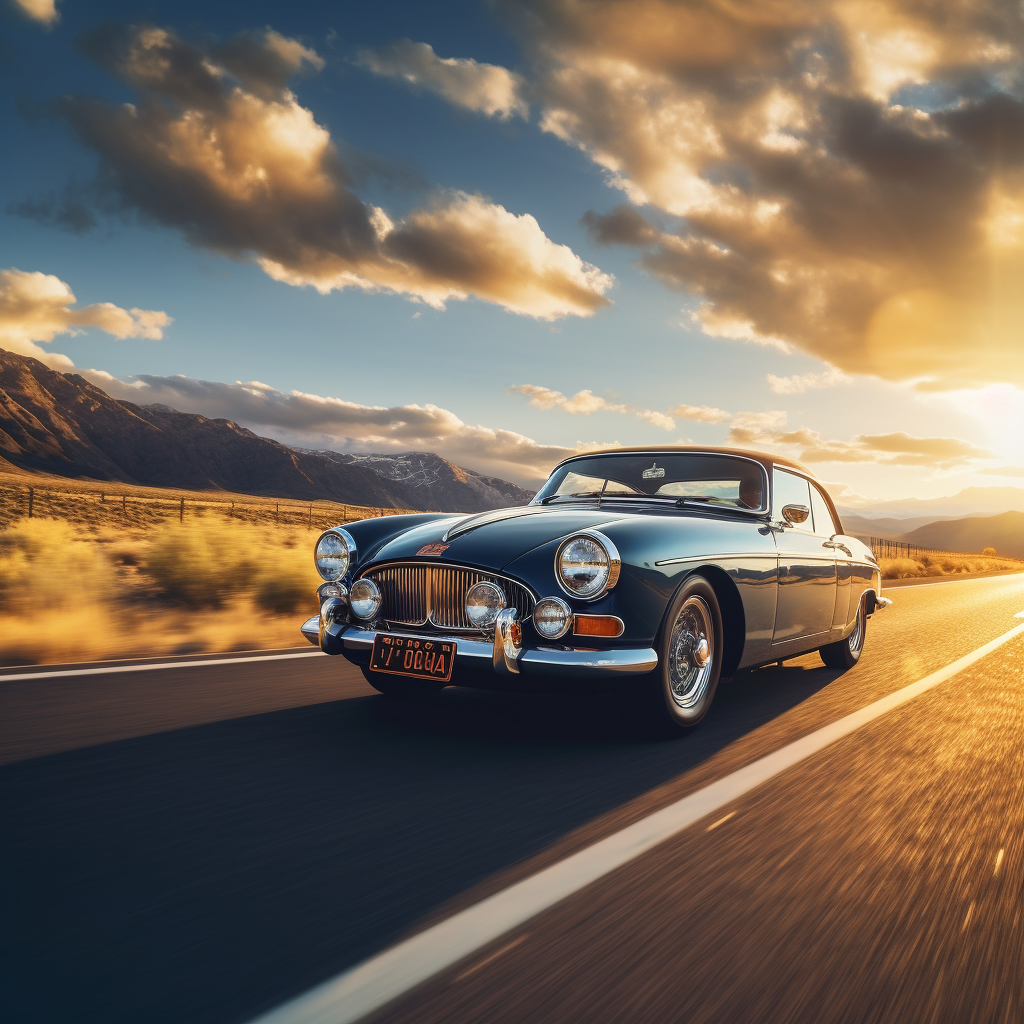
[2,573,1022,1024]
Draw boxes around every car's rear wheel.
[819,595,867,670]
[360,667,445,699]
[619,576,724,738]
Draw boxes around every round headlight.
[465,581,506,629]
[315,530,353,581]
[349,577,381,620]
[533,596,572,639]
[556,532,619,600]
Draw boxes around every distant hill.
[840,486,1024,521]
[0,350,533,512]
[899,511,1024,559]
[840,512,969,539]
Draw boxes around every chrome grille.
[364,563,535,631]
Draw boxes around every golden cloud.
[10,0,58,27]
[0,268,170,370]
[501,0,1024,387]
[59,25,611,319]
[727,417,992,469]
[511,383,676,429]
[358,39,528,119]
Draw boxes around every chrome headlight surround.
[349,577,381,620]
[533,596,572,640]
[555,530,621,601]
[465,581,507,630]
[314,528,357,581]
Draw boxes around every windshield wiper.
[540,491,605,504]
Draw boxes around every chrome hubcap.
[668,596,714,710]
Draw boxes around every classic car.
[301,447,890,736]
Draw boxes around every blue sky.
[2,0,1023,501]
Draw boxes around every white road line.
[885,572,1024,591]
[249,620,1024,1024]
[0,650,324,684]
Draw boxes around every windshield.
[533,454,768,512]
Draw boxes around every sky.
[2,0,1024,504]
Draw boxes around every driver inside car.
[738,474,763,509]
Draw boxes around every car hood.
[369,506,631,570]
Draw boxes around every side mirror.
[781,503,810,525]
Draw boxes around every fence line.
[862,535,1024,564]
[0,484,420,530]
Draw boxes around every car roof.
[553,445,815,478]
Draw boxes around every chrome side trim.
[654,552,774,567]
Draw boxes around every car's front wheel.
[360,667,445,700]
[619,575,724,738]
[819,595,867,670]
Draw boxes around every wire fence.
[862,536,1024,563]
[0,483,419,532]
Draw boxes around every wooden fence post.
[308,504,313,528]
[122,494,127,514]
[179,496,185,522]
[275,503,279,523]
[27,486,34,518]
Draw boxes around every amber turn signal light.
[573,614,624,638]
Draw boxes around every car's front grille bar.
[363,563,535,632]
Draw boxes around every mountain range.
[0,350,534,512]
[838,486,1024,522]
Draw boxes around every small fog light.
[465,581,506,629]
[533,596,572,640]
[349,577,381,620]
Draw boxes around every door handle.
[823,540,852,556]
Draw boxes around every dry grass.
[878,552,1023,580]
[0,515,323,666]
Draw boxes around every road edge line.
[0,650,324,684]
[249,620,1024,1024]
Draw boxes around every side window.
[810,484,839,537]
[772,469,813,532]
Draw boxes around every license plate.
[369,634,456,682]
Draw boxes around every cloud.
[55,24,611,319]
[10,0,58,27]
[726,412,991,469]
[85,371,576,483]
[503,0,1024,388]
[977,466,1024,478]
[667,403,731,424]
[0,268,170,370]
[767,367,850,394]
[511,382,675,429]
[358,39,528,119]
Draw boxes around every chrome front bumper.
[300,611,658,679]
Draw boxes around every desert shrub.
[140,517,319,609]
[879,557,927,579]
[141,518,262,607]
[982,547,997,556]
[0,519,118,610]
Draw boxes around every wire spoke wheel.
[667,595,715,711]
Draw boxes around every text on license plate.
[370,635,456,682]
